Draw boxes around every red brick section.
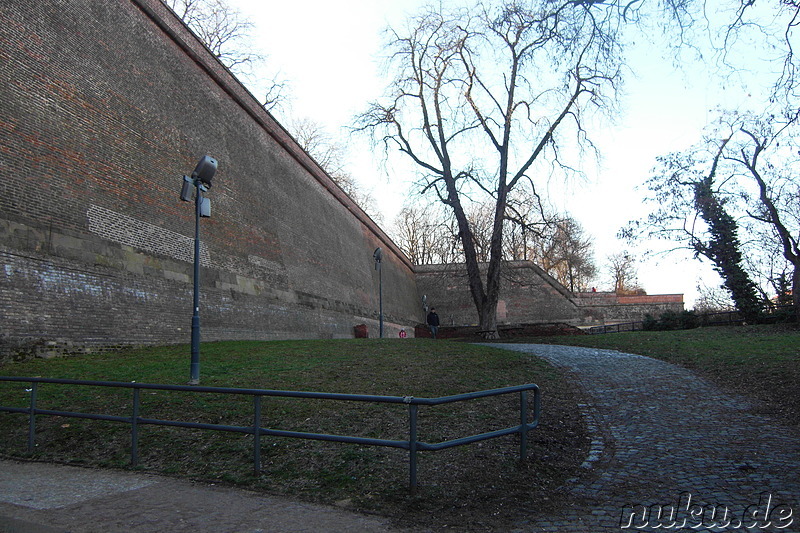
[0,0,423,355]
[575,293,684,305]
[616,294,684,305]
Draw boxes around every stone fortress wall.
[0,0,424,357]
[0,1,683,358]
[417,262,684,328]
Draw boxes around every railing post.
[408,404,418,490]
[533,386,541,460]
[131,387,140,466]
[27,382,37,453]
[519,390,528,460]
[253,395,262,476]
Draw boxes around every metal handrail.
[586,321,644,334]
[587,306,795,335]
[0,376,540,489]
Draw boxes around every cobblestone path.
[486,344,800,533]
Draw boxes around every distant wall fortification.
[416,262,587,327]
[416,262,684,328]
[0,0,423,358]
[573,292,685,324]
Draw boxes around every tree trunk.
[444,173,502,339]
[793,264,800,325]
[479,257,502,338]
[478,301,500,339]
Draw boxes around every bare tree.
[392,206,433,265]
[705,1,800,114]
[395,194,598,292]
[392,203,461,265]
[165,0,287,111]
[624,111,800,320]
[357,1,625,337]
[290,118,382,222]
[694,282,735,313]
[650,1,800,320]
[503,188,552,261]
[503,203,598,292]
[538,217,598,292]
[607,251,643,295]
[725,119,800,321]
[622,129,763,320]
[465,203,496,264]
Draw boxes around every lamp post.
[373,247,383,338]
[180,155,217,385]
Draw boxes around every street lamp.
[180,155,218,385]
[373,247,383,338]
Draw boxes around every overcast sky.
[225,0,773,306]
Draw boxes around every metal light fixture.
[180,155,218,385]
[373,247,384,338]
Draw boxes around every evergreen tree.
[692,175,762,322]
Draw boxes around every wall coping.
[575,293,685,305]
[130,0,412,270]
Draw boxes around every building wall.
[416,262,587,326]
[573,293,685,324]
[0,0,423,356]
[416,263,684,328]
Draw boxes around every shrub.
[643,310,699,331]
[642,314,659,331]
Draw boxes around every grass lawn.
[0,339,590,531]
[515,323,800,428]
[4,325,793,529]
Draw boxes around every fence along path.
[0,377,539,489]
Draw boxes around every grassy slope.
[0,339,590,531]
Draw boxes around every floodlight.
[180,176,193,202]
[192,155,218,187]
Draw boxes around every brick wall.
[573,292,685,323]
[415,262,586,326]
[0,0,423,358]
[415,263,684,328]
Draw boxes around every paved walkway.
[1,344,798,532]
[487,344,800,533]
[0,459,406,532]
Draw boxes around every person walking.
[426,307,440,339]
